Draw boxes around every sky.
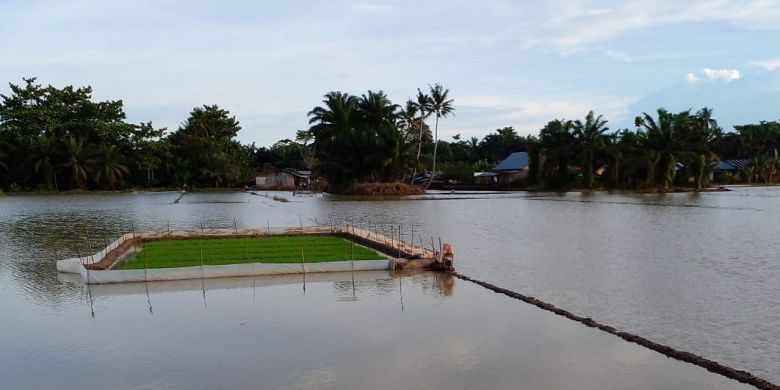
[1,0,780,146]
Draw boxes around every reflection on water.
[1,188,778,386]
[0,268,752,390]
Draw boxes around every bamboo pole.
[300,247,307,293]
[410,225,414,255]
[144,243,149,282]
[397,225,402,258]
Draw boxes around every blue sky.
[2,0,779,145]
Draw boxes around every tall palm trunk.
[411,114,425,184]
[426,114,440,189]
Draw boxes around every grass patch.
[119,235,386,269]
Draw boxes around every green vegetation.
[0,78,251,191]
[2,77,779,193]
[119,235,385,269]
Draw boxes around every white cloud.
[454,94,636,138]
[520,0,780,50]
[752,59,780,71]
[685,68,740,83]
[702,68,741,81]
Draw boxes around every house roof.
[282,168,311,178]
[714,159,751,171]
[493,152,529,171]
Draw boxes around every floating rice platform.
[57,226,453,284]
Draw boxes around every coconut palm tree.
[308,91,360,186]
[411,90,432,184]
[398,100,418,142]
[27,136,60,191]
[572,111,609,189]
[59,137,95,190]
[426,84,454,189]
[94,144,130,189]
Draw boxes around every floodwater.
[0,188,778,388]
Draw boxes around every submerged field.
[119,235,386,269]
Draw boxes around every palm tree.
[59,137,94,190]
[689,107,719,190]
[426,84,455,189]
[411,90,432,184]
[94,144,130,189]
[27,136,60,191]
[357,90,401,182]
[572,111,609,189]
[538,119,576,188]
[636,109,680,190]
[398,99,418,142]
[308,91,359,186]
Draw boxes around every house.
[711,159,751,182]
[255,169,294,189]
[283,169,311,189]
[492,152,529,184]
[255,168,310,190]
[712,159,751,172]
[474,171,498,185]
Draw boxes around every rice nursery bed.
[119,235,386,270]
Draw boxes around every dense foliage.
[2,77,779,192]
[0,78,252,191]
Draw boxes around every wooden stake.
[410,225,415,255]
[397,226,402,258]
[144,244,149,282]
[300,248,306,273]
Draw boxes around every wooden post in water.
[233,217,238,236]
[267,221,271,236]
[144,244,149,282]
[397,226,402,258]
[410,225,414,255]
[300,247,307,293]
[82,235,92,285]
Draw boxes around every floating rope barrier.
[451,271,779,390]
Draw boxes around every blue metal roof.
[714,159,751,171]
[493,152,529,171]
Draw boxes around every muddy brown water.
[0,187,778,388]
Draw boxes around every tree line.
[0,78,252,191]
[2,77,779,192]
